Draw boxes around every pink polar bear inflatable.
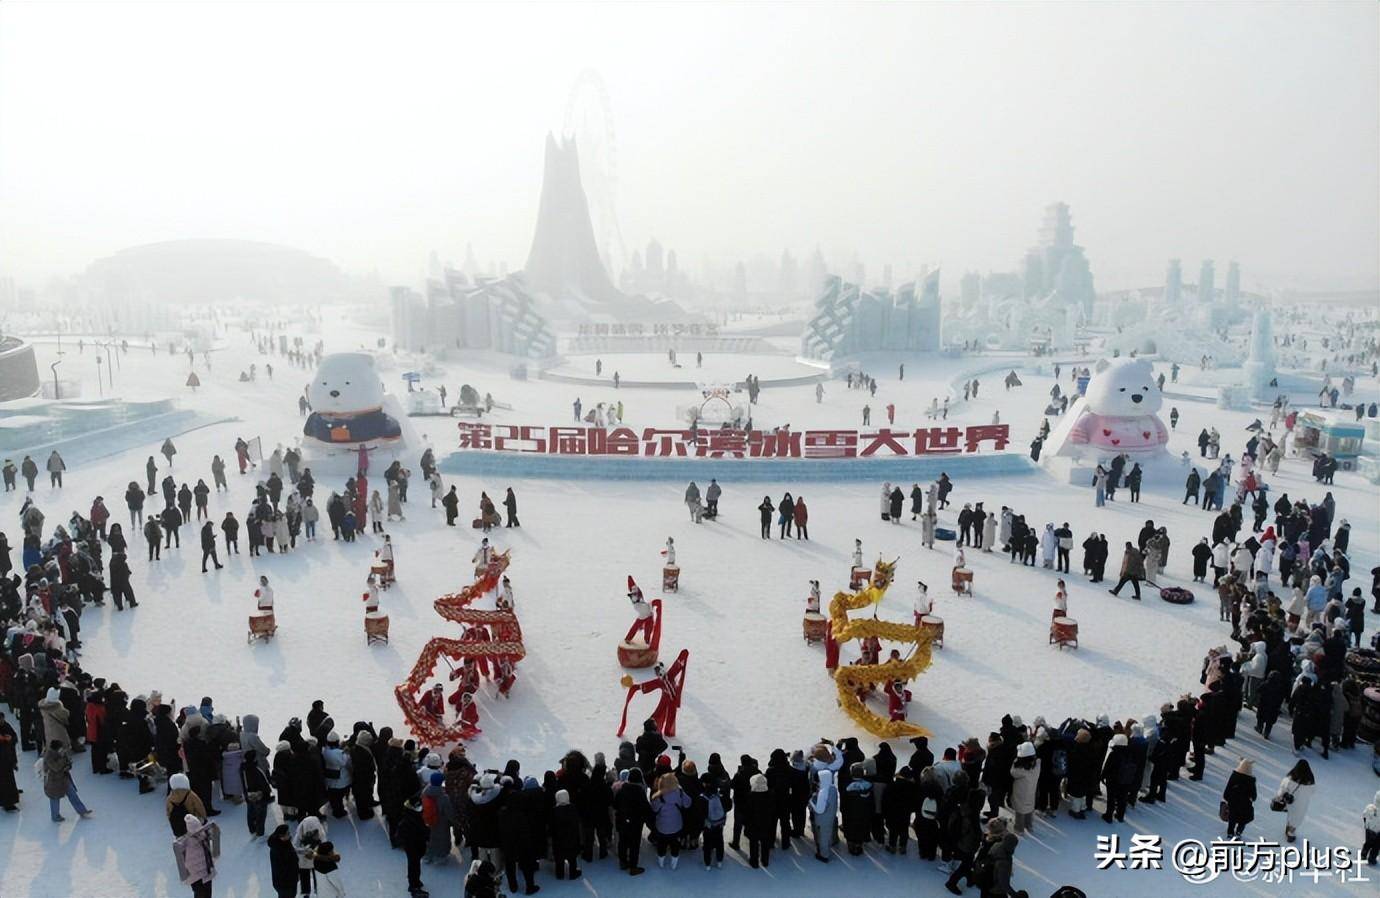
[1046,357,1169,460]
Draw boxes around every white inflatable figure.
[363,574,380,613]
[303,353,405,448]
[662,537,676,567]
[1044,357,1169,461]
[914,580,931,617]
[497,576,515,612]
[255,576,274,611]
[806,580,821,614]
[852,540,864,569]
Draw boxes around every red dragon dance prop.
[394,550,525,745]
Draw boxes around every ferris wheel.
[563,69,626,278]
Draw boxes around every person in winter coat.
[502,488,519,528]
[267,824,299,898]
[293,816,326,897]
[396,797,430,897]
[167,771,209,837]
[1274,759,1315,843]
[810,768,839,862]
[322,732,352,818]
[984,827,1021,898]
[1109,543,1146,599]
[881,766,917,853]
[613,767,651,875]
[1007,742,1039,832]
[174,814,217,898]
[1362,791,1380,866]
[39,688,71,749]
[942,788,987,893]
[0,712,20,810]
[697,771,732,869]
[1064,728,1095,819]
[839,762,873,855]
[743,772,776,868]
[44,740,93,821]
[778,493,795,538]
[1222,758,1257,838]
[1100,734,1136,823]
[756,496,774,539]
[548,788,582,879]
[648,772,692,868]
[422,770,458,863]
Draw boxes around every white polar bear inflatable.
[1044,357,1169,462]
[302,352,409,450]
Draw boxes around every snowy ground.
[2,321,1378,897]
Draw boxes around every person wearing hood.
[1363,790,1380,866]
[762,749,794,851]
[349,731,377,820]
[466,773,505,871]
[839,762,874,855]
[39,687,70,750]
[265,824,299,898]
[43,739,92,822]
[293,816,327,896]
[985,826,1021,897]
[464,858,500,898]
[421,771,459,864]
[549,788,582,879]
[810,767,839,862]
[942,789,987,893]
[613,767,650,875]
[744,771,776,868]
[1222,758,1257,839]
[1099,734,1136,823]
[396,796,430,897]
[1064,728,1095,819]
[174,813,217,897]
[882,765,917,854]
[239,715,272,779]
[729,753,760,850]
[499,775,544,894]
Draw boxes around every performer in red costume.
[624,577,655,644]
[457,691,480,733]
[494,655,517,697]
[419,683,445,722]
[617,649,689,738]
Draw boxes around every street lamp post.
[96,356,104,397]
[50,359,63,400]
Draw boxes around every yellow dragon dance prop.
[829,558,934,738]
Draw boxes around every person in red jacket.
[90,497,110,541]
[419,684,445,722]
[84,689,110,774]
[793,497,809,540]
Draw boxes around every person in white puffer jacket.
[1362,790,1380,866]
[1211,540,1230,585]
[1242,642,1268,708]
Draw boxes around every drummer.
[1053,579,1067,619]
[915,579,931,622]
[363,573,380,614]
[806,580,821,614]
[379,534,395,583]
[255,575,274,612]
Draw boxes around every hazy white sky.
[1,1,1376,292]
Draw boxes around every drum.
[803,612,828,644]
[365,612,390,645]
[850,567,872,590]
[1360,687,1380,744]
[371,562,391,588]
[1050,616,1079,649]
[951,568,973,595]
[663,565,680,593]
[248,611,277,643]
[920,614,945,649]
[617,640,659,669]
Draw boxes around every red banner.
[457,424,1009,458]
